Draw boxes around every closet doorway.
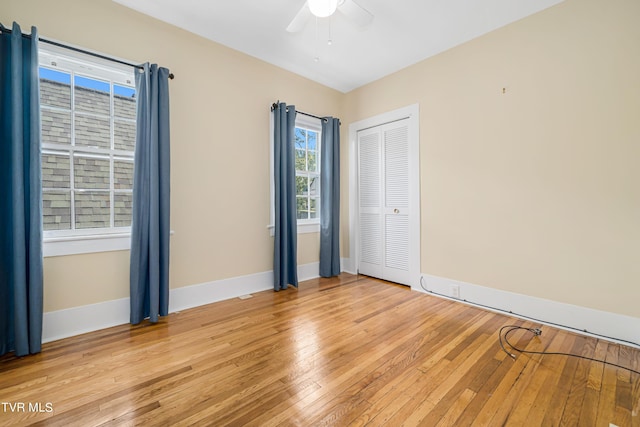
[349,105,420,287]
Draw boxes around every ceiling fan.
[286,0,374,33]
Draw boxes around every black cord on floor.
[500,325,640,376]
[419,276,640,349]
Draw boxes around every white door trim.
[348,104,420,285]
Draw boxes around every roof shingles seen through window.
[40,78,137,231]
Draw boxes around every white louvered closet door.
[358,118,412,286]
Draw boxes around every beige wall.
[344,0,640,317]
[3,0,639,320]
[3,0,343,312]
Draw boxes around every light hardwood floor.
[1,274,638,426]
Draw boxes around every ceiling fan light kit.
[287,0,373,33]
[308,0,339,17]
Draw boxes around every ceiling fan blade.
[286,2,312,33]
[338,0,373,28]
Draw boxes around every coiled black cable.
[419,276,640,348]
[500,324,640,376]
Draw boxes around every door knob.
[394,208,399,214]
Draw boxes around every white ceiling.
[112,0,564,93]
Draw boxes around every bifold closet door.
[357,118,412,285]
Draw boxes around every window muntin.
[39,48,136,238]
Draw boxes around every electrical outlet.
[451,284,460,299]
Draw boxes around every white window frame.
[269,112,322,235]
[39,43,138,257]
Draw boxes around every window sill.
[44,233,132,257]
[267,222,320,237]
[43,230,175,257]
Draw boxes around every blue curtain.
[273,103,298,290]
[0,23,43,356]
[319,117,340,277]
[130,63,171,324]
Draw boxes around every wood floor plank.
[559,337,597,426]
[539,334,587,426]
[497,329,562,427]
[594,344,621,427]
[522,331,577,426]
[0,274,638,426]
[578,340,609,427]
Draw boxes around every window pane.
[308,131,317,150]
[75,114,111,149]
[40,70,71,109]
[42,153,70,189]
[74,156,110,190]
[114,193,133,227]
[114,85,136,118]
[297,197,308,220]
[114,160,134,190]
[114,120,136,152]
[309,175,319,197]
[41,109,71,146]
[75,76,110,115]
[309,198,319,219]
[295,149,306,171]
[75,191,110,229]
[40,67,71,84]
[295,128,306,151]
[308,151,317,172]
[42,191,71,231]
[296,175,308,196]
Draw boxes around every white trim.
[44,233,131,257]
[43,297,130,343]
[42,261,324,343]
[295,113,322,132]
[297,262,321,282]
[267,222,320,236]
[348,104,420,285]
[340,257,356,275]
[169,270,274,313]
[45,263,640,350]
[39,41,136,86]
[43,230,175,257]
[417,273,640,349]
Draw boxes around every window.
[39,44,137,256]
[295,123,320,222]
[269,113,322,234]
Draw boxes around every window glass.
[74,76,110,116]
[74,192,110,229]
[39,55,136,235]
[74,115,111,149]
[294,124,320,221]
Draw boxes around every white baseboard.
[341,257,356,275]
[42,297,130,343]
[169,269,274,313]
[42,261,326,343]
[417,273,640,349]
[297,262,320,283]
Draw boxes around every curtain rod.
[271,102,340,125]
[0,25,174,80]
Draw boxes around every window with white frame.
[269,114,322,234]
[295,120,320,223]
[39,45,137,255]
